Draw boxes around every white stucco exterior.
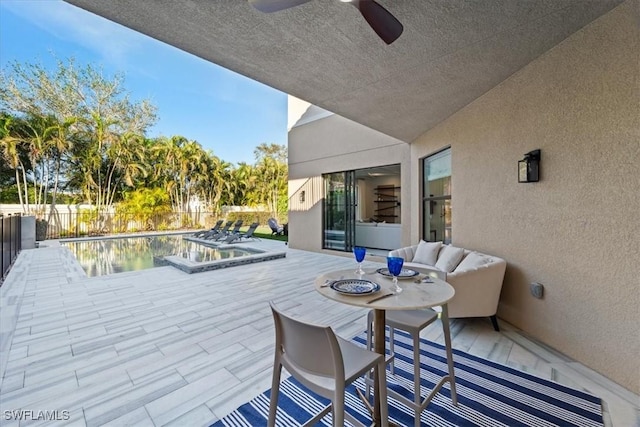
[287,2,639,394]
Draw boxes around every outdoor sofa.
[389,241,507,330]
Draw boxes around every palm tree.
[230,162,259,207]
[107,132,148,203]
[149,136,177,210]
[151,136,207,213]
[179,139,206,213]
[0,114,30,212]
[199,153,232,216]
[253,154,288,218]
[45,116,77,226]
[23,114,77,216]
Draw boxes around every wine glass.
[387,256,404,294]
[353,246,366,275]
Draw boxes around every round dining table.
[315,268,458,426]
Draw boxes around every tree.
[254,142,287,163]
[45,116,76,224]
[0,150,14,189]
[1,57,289,227]
[150,136,206,213]
[199,153,232,215]
[0,114,32,212]
[21,113,75,216]
[252,143,288,219]
[115,188,172,231]
[0,57,157,215]
[230,162,258,207]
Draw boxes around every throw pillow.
[435,245,465,273]
[412,240,442,266]
[454,251,491,272]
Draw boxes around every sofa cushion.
[435,245,465,273]
[412,240,442,266]
[454,252,492,272]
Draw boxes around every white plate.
[330,279,380,295]
[376,268,419,279]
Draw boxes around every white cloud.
[1,0,149,66]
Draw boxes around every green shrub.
[115,188,172,231]
[225,211,274,226]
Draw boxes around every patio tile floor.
[0,238,637,426]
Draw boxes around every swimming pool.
[62,234,285,277]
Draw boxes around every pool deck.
[0,237,638,426]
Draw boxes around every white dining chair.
[268,302,389,427]
[366,308,439,427]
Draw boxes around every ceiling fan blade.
[353,0,403,45]
[249,0,312,13]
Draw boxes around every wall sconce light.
[518,149,541,183]
[299,190,305,203]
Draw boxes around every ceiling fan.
[249,0,404,45]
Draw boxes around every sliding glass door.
[323,171,356,251]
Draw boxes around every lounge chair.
[202,220,233,240]
[223,222,260,244]
[268,218,284,235]
[212,219,243,241]
[193,219,223,238]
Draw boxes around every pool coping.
[175,236,287,273]
[58,230,191,243]
[160,246,287,274]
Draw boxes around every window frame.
[421,147,452,243]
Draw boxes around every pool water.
[63,234,258,277]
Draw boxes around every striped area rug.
[212,330,603,426]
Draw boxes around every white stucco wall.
[287,96,311,131]
[288,114,410,252]
[410,1,639,393]
[286,0,638,394]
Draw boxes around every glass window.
[423,148,451,243]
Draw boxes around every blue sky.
[0,0,288,165]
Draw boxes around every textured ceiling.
[64,0,623,142]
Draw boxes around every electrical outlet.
[530,282,544,299]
